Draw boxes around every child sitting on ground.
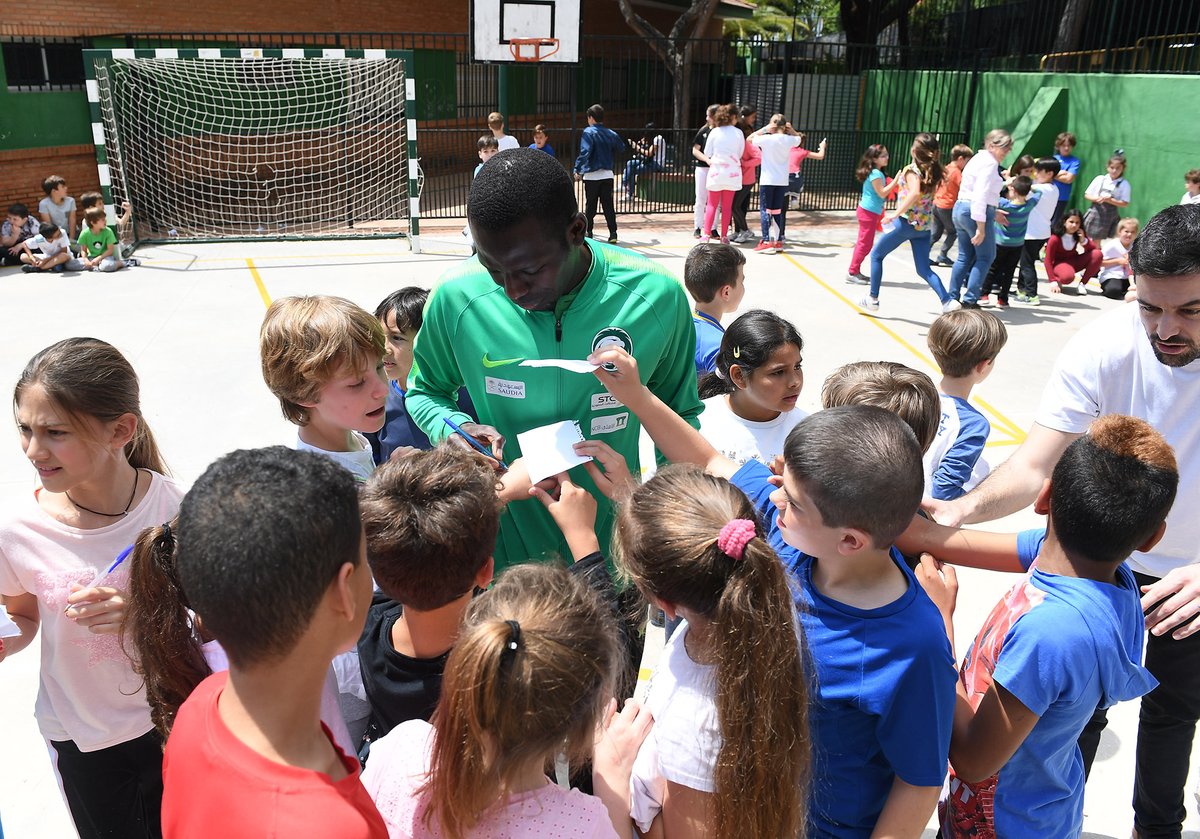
[38,175,76,243]
[923,309,1007,501]
[67,207,125,273]
[78,193,134,256]
[360,564,650,838]
[908,415,1171,838]
[1098,217,1139,301]
[15,223,72,273]
[1,203,41,266]
[697,310,805,466]
[529,124,555,156]
[820,359,942,454]
[1181,169,1200,206]
[1015,158,1062,306]
[259,295,388,483]
[684,242,746,376]
[162,447,386,837]
[982,175,1039,308]
[1045,209,1102,294]
[371,287,474,462]
[590,346,955,837]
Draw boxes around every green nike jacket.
[407,240,702,573]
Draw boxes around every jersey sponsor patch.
[590,412,629,435]
[591,392,623,411]
[485,376,526,399]
[591,327,633,372]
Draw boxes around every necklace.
[65,469,140,518]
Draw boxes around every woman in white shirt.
[949,128,1012,308]
[697,310,806,467]
[699,104,745,244]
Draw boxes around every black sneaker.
[935,256,954,267]
[607,235,618,244]
[710,229,719,239]
[21,265,39,273]
[693,228,702,239]
[961,301,982,309]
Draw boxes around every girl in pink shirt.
[361,564,651,839]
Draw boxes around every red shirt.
[162,672,387,839]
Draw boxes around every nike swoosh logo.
[481,353,525,368]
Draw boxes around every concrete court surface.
[1,213,1198,838]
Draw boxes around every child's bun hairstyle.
[784,405,924,547]
[15,337,167,474]
[121,519,210,738]
[820,360,940,453]
[856,144,889,181]
[424,564,620,838]
[616,465,809,839]
[259,295,386,426]
[1050,415,1177,565]
[360,447,501,610]
[699,309,803,399]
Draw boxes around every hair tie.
[717,519,756,562]
[160,522,173,543]
[502,619,522,656]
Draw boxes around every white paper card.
[519,359,599,374]
[0,605,22,638]
[517,420,593,484]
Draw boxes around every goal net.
[87,49,418,247]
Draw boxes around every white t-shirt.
[650,135,667,166]
[24,231,71,259]
[1026,182,1058,240]
[497,134,520,152]
[1085,174,1131,204]
[752,133,802,186]
[362,719,618,838]
[697,395,807,468]
[293,431,376,483]
[0,472,184,749]
[1036,303,1200,576]
[630,620,720,832]
[1099,240,1131,282]
[1181,191,1200,206]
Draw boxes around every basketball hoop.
[508,37,560,62]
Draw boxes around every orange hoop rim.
[508,37,560,62]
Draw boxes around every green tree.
[725,0,840,40]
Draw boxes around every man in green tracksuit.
[408,148,702,573]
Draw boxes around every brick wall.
[0,0,719,41]
[0,145,100,216]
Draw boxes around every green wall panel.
[0,56,91,150]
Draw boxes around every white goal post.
[84,48,422,252]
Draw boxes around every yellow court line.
[780,252,1027,445]
[246,258,272,308]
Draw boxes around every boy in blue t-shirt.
[899,415,1174,838]
[587,346,955,838]
[683,242,746,377]
[923,309,1007,501]
[1053,131,1081,224]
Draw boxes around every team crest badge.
[592,327,633,372]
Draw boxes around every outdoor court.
[1,213,1197,837]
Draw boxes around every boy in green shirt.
[67,207,125,272]
[408,148,703,572]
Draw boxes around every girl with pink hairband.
[614,464,810,839]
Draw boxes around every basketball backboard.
[471,0,581,64]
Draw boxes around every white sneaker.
[859,295,880,311]
[1078,282,1090,295]
[941,299,962,313]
